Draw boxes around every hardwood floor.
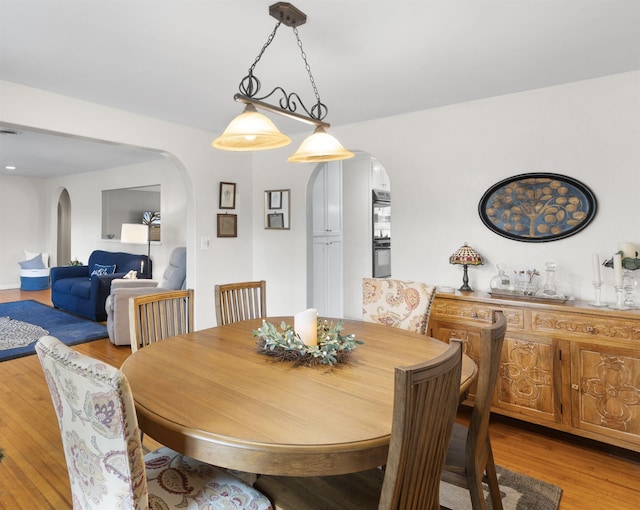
[0,288,638,509]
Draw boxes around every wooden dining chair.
[215,280,266,326]
[441,310,508,510]
[35,335,273,510]
[129,289,194,352]
[363,277,436,335]
[254,339,464,510]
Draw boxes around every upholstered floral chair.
[362,278,437,335]
[35,336,273,510]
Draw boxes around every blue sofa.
[50,250,152,321]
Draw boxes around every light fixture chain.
[293,26,321,105]
[240,21,282,97]
[249,21,282,75]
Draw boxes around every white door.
[312,161,342,237]
[311,237,344,316]
[308,155,391,318]
[310,162,343,316]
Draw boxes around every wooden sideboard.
[428,291,640,452]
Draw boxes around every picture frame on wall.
[264,189,291,230]
[478,172,597,242]
[219,182,236,209]
[267,213,284,229]
[217,214,237,237]
[268,190,282,209]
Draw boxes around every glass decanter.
[540,262,558,297]
[490,264,511,292]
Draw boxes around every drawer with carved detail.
[431,301,524,329]
[531,311,640,342]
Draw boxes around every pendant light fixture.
[212,2,354,163]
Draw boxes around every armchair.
[106,247,186,345]
[50,250,151,321]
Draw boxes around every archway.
[307,153,390,319]
[57,188,71,266]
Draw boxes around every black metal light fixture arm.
[235,3,330,127]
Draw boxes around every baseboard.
[0,283,20,290]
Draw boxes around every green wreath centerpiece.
[253,319,363,366]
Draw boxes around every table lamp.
[449,242,483,292]
[121,223,150,277]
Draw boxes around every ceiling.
[1,0,639,178]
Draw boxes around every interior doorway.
[307,154,390,319]
[57,188,71,266]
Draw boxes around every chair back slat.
[129,289,194,352]
[380,339,463,510]
[467,310,508,468]
[215,280,266,326]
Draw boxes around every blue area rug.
[0,300,107,361]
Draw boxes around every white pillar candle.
[294,308,318,346]
[618,242,637,259]
[613,253,623,287]
[591,254,601,284]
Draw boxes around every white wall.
[0,175,49,288]
[342,155,376,318]
[252,71,640,313]
[2,72,639,323]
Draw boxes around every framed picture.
[268,190,282,209]
[217,214,237,237]
[478,173,597,242]
[264,189,290,229]
[267,213,284,229]
[219,182,236,209]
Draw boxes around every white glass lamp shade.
[211,104,292,151]
[120,223,148,244]
[287,127,355,163]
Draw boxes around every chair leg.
[484,444,503,510]
[140,431,151,453]
[467,469,487,510]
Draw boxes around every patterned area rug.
[0,316,49,349]
[0,300,108,361]
[440,465,562,510]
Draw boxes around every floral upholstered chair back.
[36,336,148,509]
[362,278,437,335]
[36,336,274,510]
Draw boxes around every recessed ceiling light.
[5,166,17,170]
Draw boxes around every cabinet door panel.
[312,238,343,317]
[572,343,640,442]
[432,323,481,401]
[312,163,342,236]
[497,335,563,424]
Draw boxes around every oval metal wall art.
[478,173,597,242]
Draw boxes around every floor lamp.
[120,223,150,277]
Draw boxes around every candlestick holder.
[609,285,627,310]
[623,270,637,308]
[589,281,607,307]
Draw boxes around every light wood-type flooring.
[0,288,638,509]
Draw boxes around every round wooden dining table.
[120,317,476,477]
